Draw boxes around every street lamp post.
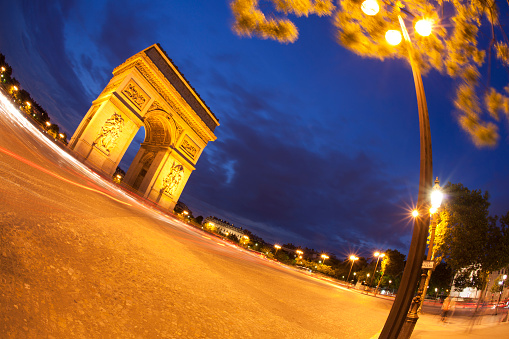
[418,178,443,313]
[274,244,281,254]
[495,274,507,316]
[321,254,329,265]
[346,255,359,286]
[296,249,303,262]
[370,252,385,289]
[360,3,435,337]
[382,16,433,339]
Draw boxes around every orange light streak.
[0,145,131,206]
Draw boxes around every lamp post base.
[398,310,419,339]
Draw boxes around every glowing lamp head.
[59,133,64,138]
[274,244,281,249]
[429,207,437,214]
[431,190,443,209]
[380,253,385,257]
[26,101,31,106]
[46,121,51,126]
[412,210,419,218]
[361,0,379,15]
[374,251,380,257]
[504,274,508,280]
[1,66,5,72]
[415,19,433,36]
[385,30,402,46]
[12,85,18,91]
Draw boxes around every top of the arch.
[113,44,219,134]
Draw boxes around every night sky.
[1,1,508,257]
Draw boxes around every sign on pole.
[421,260,434,269]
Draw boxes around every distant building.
[203,216,245,240]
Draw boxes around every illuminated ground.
[7,92,503,338]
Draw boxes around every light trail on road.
[0,145,132,206]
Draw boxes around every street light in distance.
[321,254,329,265]
[371,252,385,288]
[274,244,281,255]
[346,255,359,286]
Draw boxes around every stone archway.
[69,44,219,210]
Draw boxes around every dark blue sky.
[1,0,508,257]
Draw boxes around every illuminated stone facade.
[69,44,218,210]
[203,217,245,240]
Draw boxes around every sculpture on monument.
[162,162,184,196]
[69,44,219,211]
[94,112,124,154]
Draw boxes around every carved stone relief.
[122,80,148,110]
[135,60,208,143]
[94,112,124,154]
[148,101,164,112]
[180,137,199,159]
[162,161,184,196]
[175,124,184,139]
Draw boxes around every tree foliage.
[230,0,509,147]
[427,261,453,295]
[382,248,406,289]
[433,183,509,290]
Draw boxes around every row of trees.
[0,53,67,143]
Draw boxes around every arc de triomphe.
[69,44,218,210]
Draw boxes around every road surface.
[0,92,394,338]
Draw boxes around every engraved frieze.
[148,100,164,112]
[94,112,124,154]
[175,124,184,139]
[162,162,184,196]
[180,137,198,158]
[134,60,209,143]
[122,80,148,110]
